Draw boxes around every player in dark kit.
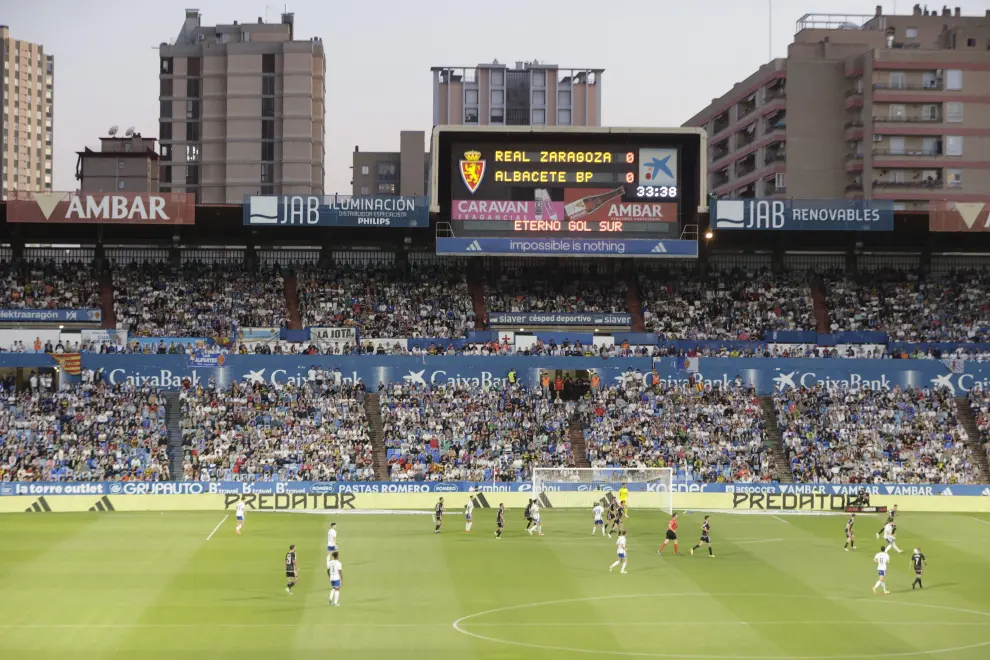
[285,544,298,595]
[691,515,714,557]
[434,497,444,534]
[524,499,535,532]
[911,548,927,589]
[607,499,622,537]
[844,513,856,551]
[658,513,680,556]
[494,503,505,539]
[877,505,897,538]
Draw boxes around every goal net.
[532,468,674,513]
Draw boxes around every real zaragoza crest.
[459,150,486,194]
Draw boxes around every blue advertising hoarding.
[487,312,632,327]
[3,481,986,497]
[0,308,102,323]
[436,237,699,258]
[712,199,894,231]
[243,195,429,228]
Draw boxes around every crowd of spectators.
[824,269,990,342]
[639,268,815,340]
[113,261,286,338]
[970,387,990,467]
[1,260,102,310]
[297,263,474,338]
[774,385,979,484]
[178,380,375,482]
[380,381,574,481]
[484,264,627,314]
[0,381,170,481]
[583,378,775,483]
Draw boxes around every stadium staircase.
[164,391,184,480]
[98,272,116,329]
[467,273,488,330]
[283,271,302,330]
[625,274,645,332]
[569,418,591,468]
[810,277,829,333]
[364,392,389,480]
[759,395,794,483]
[955,396,990,483]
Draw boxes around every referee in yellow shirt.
[618,483,629,518]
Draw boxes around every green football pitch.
[2,508,990,659]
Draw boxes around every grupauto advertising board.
[7,191,196,224]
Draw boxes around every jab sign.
[7,192,196,225]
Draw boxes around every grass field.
[2,508,990,659]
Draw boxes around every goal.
[531,468,674,513]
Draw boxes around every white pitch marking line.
[772,515,791,526]
[3,621,989,630]
[968,517,990,527]
[732,538,784,546]
[206,515,228,541]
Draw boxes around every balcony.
[711,139,729,161]
[736,184,756,198]
[873,176,942,189]
[764,143,786,164]
[765,81,786,102]
[845,151,864,161]
[736,126,757,149]
[764,180,786,195]
[712,112,729,135]
[872,115,940,124]
[844,119,864,128]
[735,155,756,178]
[844,87,864,97]
[737,96,757,119]
[764,110,786,133]
[872,148,941,157]
[845,181,864,191]
[873,81,943,91]
[712,168,730,188]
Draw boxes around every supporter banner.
[488,312,632,327]
[81,329,127,345]
[928,200,990,232]
[237,327,279,345]
[189,350,225,368]
[7,192,195,225]
[0,309,101,324]
[243,195,429,228]
[5,481,987,497]
[712,199,894,232]
[312,327,358,344]
[436,237,699,258]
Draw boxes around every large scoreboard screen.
[432,127,706,258]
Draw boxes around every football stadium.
[3,2,990,659]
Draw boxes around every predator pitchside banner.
[243,195,429,228]
[4,482,988,497]
[712,199,894,232]
[7,192,195,224]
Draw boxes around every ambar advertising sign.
[928,201,990,232]
[713,199,893,231]
[7,192,196,224]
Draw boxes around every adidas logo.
[89,495,116,512]
[25,496,52,513]
[466,240,483,252]
[650,242,667,253]
[538,492,553,508]
[470,492,491,509]
[981,488,990,497]
[942,487,954,497]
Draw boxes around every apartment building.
[684,5,990,210]
[158,9,325,203]
[0,26,54,200]
[76,131,159,193]
[433,60,603,127]
[351,131,428,197]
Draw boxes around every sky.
[5,0,989,194]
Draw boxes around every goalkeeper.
[618,483,629,517]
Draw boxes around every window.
[892,170,906,184]
[187,57,201,77]
[532,90,546,105]
[185,144,200,162]
[360,186,370,195]
[159,122,172,140]
[464,107,479,123]
[465,89,479,105]
[921,104,939,120]
[118,180,126,190]
[160,57,173,74]
[558,108,571,125]
[490,69,504,86]
[905,27,918,38]
[361,165,369,175]
[557,90,571,106]
[946,102,963,123]
[377,162,397,179]
[162,165,172,183]
[262,98,275,117]
[262,53,275,73]
[185,100,200,119]
[118,160,125,169]
[261,120,275,140]
[946,69,962,90]
[532,108,546,125]
[160,186,170,193]
[260,185,274,195]
[946,136,963,156]
[185,165,199,185]
[378,183,396,194]
[888,137,905,155]
[922,136,938,154]
[491,89,504,105]
[888,104,905,120]
[967,38,976,48]
[531,70,545,87]
[889,72,906,89]
[774,172,786,188]
[946,169,962,187]
[261,141,274,161]
[262,75,275,96]
[161,144,172,160]
[490,107,504,123]
[261,163,273,183]
[161,78,173,96]
[186,122,200,141]
[186,78,200,97]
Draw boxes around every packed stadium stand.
[483,263,628,315]
[1,259,101,310]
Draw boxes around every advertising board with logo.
[244,195,428,228]
[928,200,990,232]
[487,312,633,327]
[712,199,894,232]
[436,237,698,258]
[0,308,102,324]
[7,191,195,224]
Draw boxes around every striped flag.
[51,352,82,375]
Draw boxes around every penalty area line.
[968,517,990,527]
[772,515,791,526]
[206,515,228,541]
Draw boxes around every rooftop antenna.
[108,125,119,137]
[124,127,135,137]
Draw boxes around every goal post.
[531,468,674,513]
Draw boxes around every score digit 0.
[626,172,635,183]
[625,152,635,163]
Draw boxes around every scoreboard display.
[432,127,706,258]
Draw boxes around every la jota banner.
[7,191,195,224]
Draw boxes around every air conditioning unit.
[873,135,884,142]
